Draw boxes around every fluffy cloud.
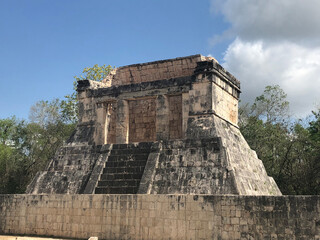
[211,0,320,44]
[211,0,320,117]
[224,39,320,116]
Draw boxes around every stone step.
[94,142,152,194]
[109,148,151,155]
[112,142,153,150]
[105,160,148,168]
[103,166,145,174]
[107,153,149,162]
[95,186,137,194]
[100,173,143,180]
[97,180,140,187]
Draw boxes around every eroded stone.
[26,54,281,196]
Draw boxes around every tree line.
[0,64,112,194]
[0,100,76,193]
[0,66,319,194]
[239,85,320,195]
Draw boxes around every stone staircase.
[94,142,153,194]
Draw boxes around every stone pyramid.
[27,54,281,196]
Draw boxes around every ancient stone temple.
[27,54,281,196]
[3,55,319,240]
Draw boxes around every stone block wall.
[26,114,280,195]
[188,82,213,114]
[168,94,182,139]
[212,82,238,125]
[128,98,156,143]
[186,115,281,196]
[26,144,110,194]
[148,138,238,194]
[75,55,241,144]
[105,103,117,144]
[108,55,216,86]
[194,61,240,126]
[1,194,319,240]
[213,116,280,195]
[27,55,278,195]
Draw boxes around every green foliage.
[309,109,320,142]
[0,144,20,193]
[252,85,290,123]
[26,99,76,178]
[0,64,114,193]
[60,81,79,125]
[0,100,76,193]
[74,64,113,82]
[1,78,318,195]
[239,85,320,195]
[240,85,290,125]
[29,99,61,126]
[0,117,25,146]
[0,117,27,193]
[61,64,114,124]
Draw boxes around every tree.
[239,85,320,195]
[74,64,113,82]
[309,109,320,142]
[239,85,290,177]
[0,100,76,193]
[0,65,114,194]
[0,117,27,193]
[304,109,320,194]
[61,64,113,124]
[0,144,21,193]
[26,99,76,178]
[29,99,61,127]
[0,117,25,146]
[240,85,290,125]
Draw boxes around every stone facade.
[1,194,319,240]
[26,54,280,196]
[128,98,157,142]
[168,95,183,139]
[3,55,320,240]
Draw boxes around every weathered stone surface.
[187,115,281,195]
[95,142,153,194]
[26,144,105,194]
[148,138,238,194]
[1,194,319,239]
[27,54,281,196]
[0,236,70,240]
[105,54,218,87]
[4,54,320,239]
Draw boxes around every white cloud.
[211,0,320,44]
[210,0,320,117]
[223,39,320,117]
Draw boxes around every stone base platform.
[1,194,319,240]
[0,236,71,240]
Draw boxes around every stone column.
[94,102,107,145]
[116,100,129,144]
[186,79,215,139]
[156,95,169,141]
[181,92,189,138]
[188,81,213,114]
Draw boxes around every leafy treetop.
[61,64,114,124]
[74,64,113,82]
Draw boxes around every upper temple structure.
[27,54,281,195]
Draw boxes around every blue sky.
[0,0,231,120]
[1,0,319,120]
